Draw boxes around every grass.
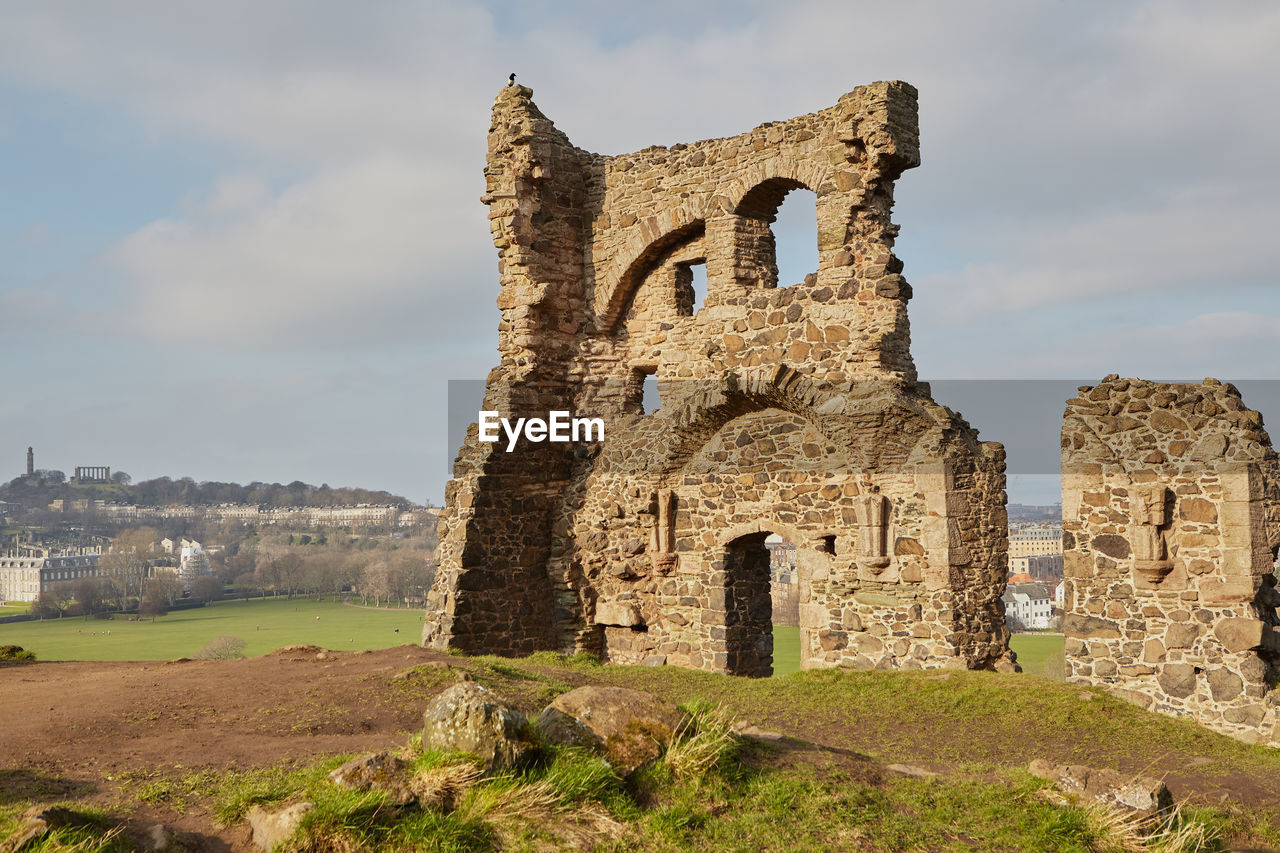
[771,625,801,676]
[16,649,1280,850]
[1011,632,1066,681]
[175,694,1253,852]
[0,803,130,852]
[0,597,424,661]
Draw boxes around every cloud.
[928,310,1280,381]
[3,1,1280,499]
[105,156,492,349]
[912,187,1280,319]
[9,1,1280,352]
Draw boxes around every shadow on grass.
[0,769,97,804]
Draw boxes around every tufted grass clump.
[0,803,130,853]
[661,698,739,781]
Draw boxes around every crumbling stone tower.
[426,81,1014,675]
[1063,377,1280,744]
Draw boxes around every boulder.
[1028,760,1172,814]
[328,751,414,805]
[246,802,313,852]
[421,682,539,771]
[537,686,688,773]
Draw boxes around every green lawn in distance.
[0,598,424,661]
[1010,632,1065,680]
[772,627,1063,680]
[773,625,801,676]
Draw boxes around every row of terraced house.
[46,501,435,529]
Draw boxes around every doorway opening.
[723,531,799,677]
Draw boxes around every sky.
[2,1,1278,507]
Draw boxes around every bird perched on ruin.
[508,73,516,86]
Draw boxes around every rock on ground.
[247,802,313,852]
[537,685,688,773]
[1028,759,1173,813]
[328,751,415,805]
[421,682,539,772]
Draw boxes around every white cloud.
[913,187,1280,319]
[106,155,490,348]
[4,0,1280,497]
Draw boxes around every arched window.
[733,179,818,290]
[772,187,818,288]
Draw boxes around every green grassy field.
[772,625,801,676]
[1,601,1068,676]
[1010,632,1065,680]
[0,597,424,661]
[0,602,29,616]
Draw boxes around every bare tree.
[70,577,106,619]
[98,526,162,607]
[138,584,169,622]
[190,575,224,603]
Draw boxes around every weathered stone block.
[1213,618,1266,653]
[1157,663,1198,699]
[1063,614,1122,640]
[1206,668,1244,702]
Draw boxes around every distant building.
[1002,582,1055,630]
[1009,526,1062,558]
[1009,553,1064,582]
[177,541,212,589]
[0,551,101,603]
[765,533,799,626]
[99,503,139,522]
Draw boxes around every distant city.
[0,446,438,607]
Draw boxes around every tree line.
[31,526,436,620]
[2,473,416,509]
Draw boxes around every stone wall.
[426,82,1014,676]
[1062,376,1280,744]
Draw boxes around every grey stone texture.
[328,751,415,805]
[424,81,1014,677]
[1027,760,1173,814]
[1062,376,1280,745]
[421,682,540,771]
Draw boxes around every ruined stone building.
[1063,377,1280,744]
[425,81,1014,676]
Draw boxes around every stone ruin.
[421,81,1280,746]
[1063,377,1280,744]
[424,80,1016,676]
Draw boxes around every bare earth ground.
[2,646,1277,851]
